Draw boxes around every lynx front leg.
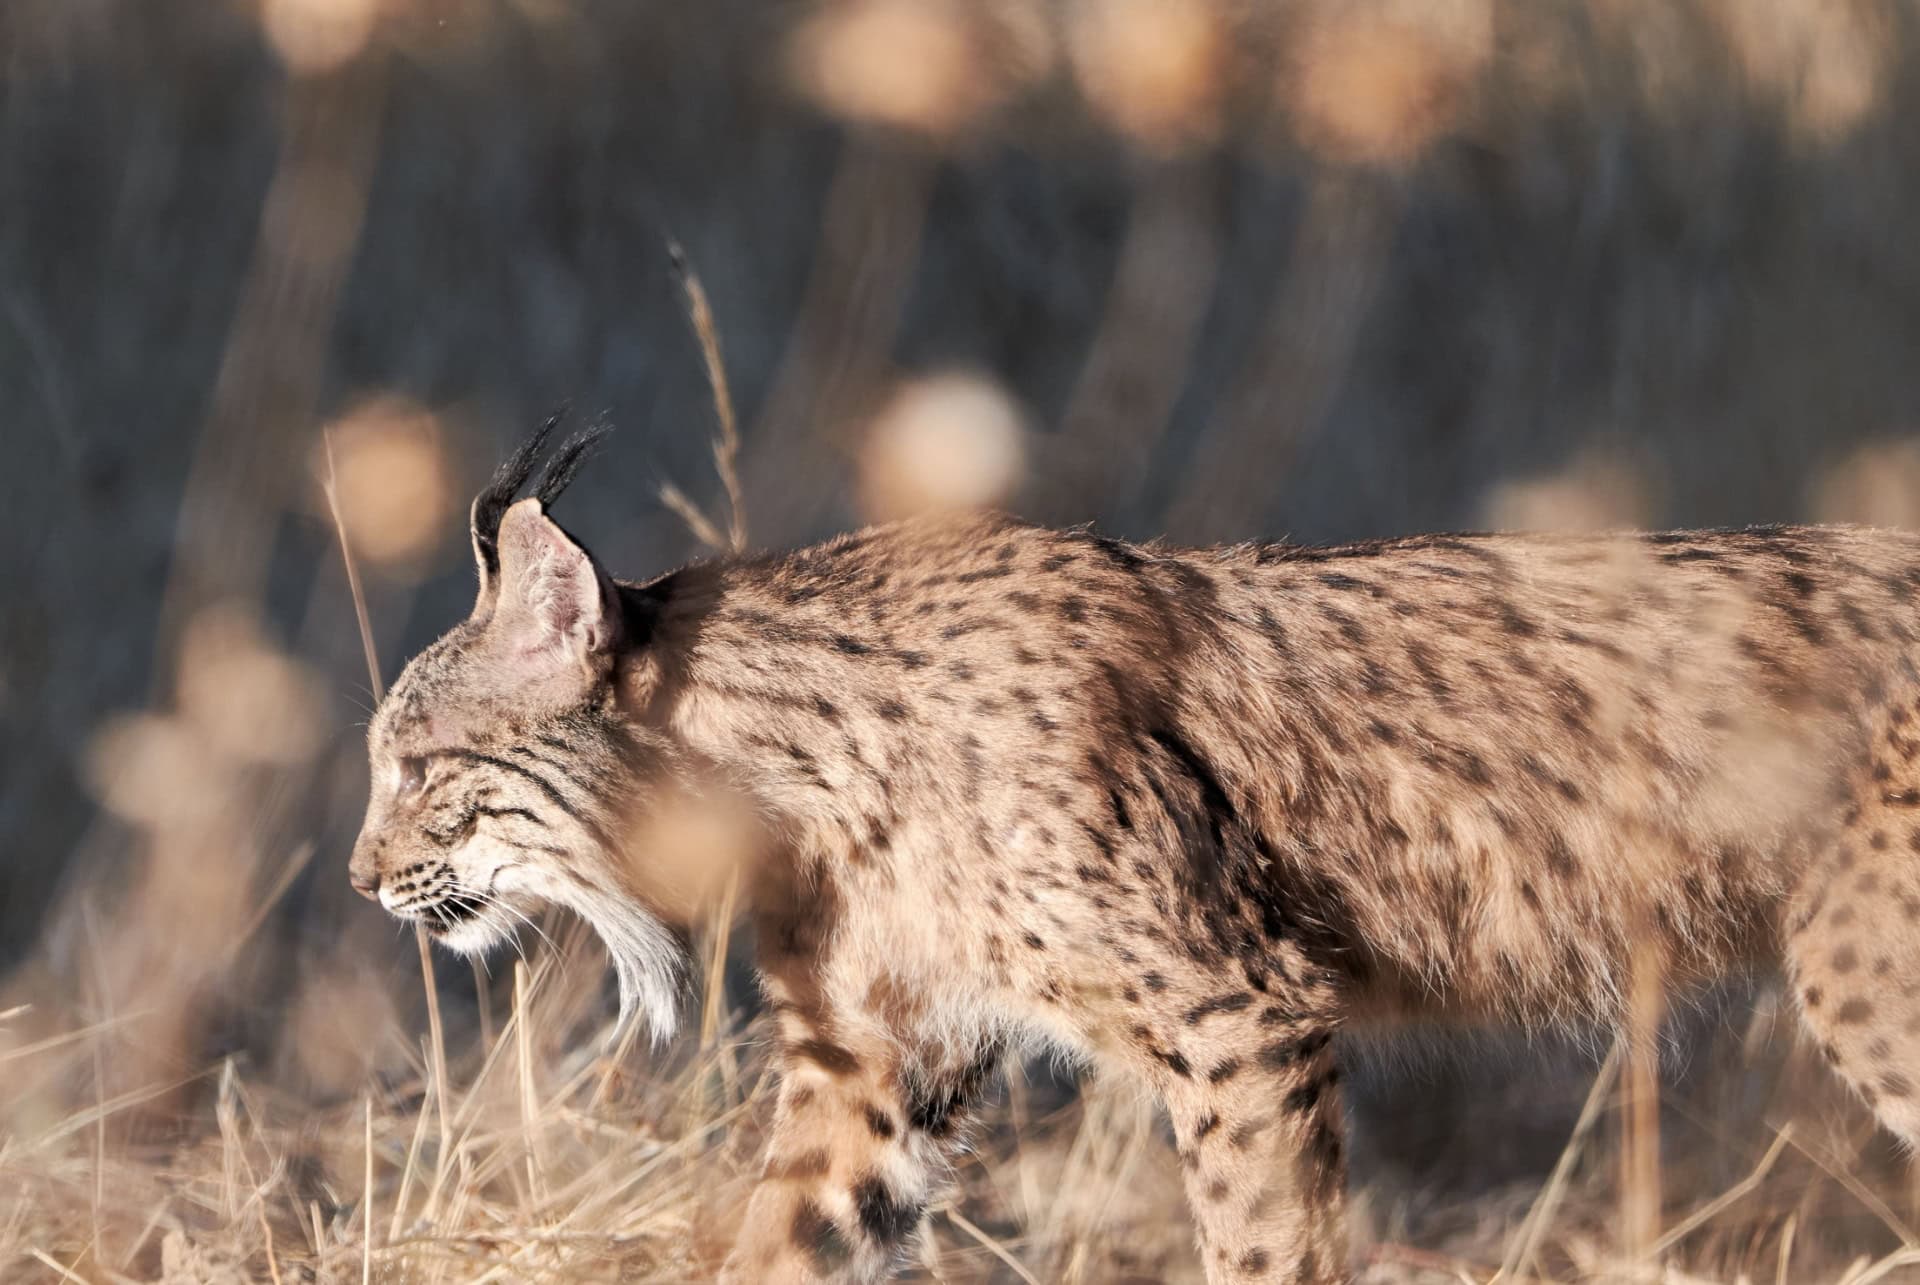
[1158,1019,1350,1285]
[720,982,999,1283]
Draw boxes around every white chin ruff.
[419,884,686,1048]
[567,894,687,1047]
[428,913,507,957]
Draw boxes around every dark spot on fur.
[1185,992,1255,1024]
[906,1048,998,1138]
[1259,1031,1330,1069]
[1836,998,1873,1024]
[1545,832,1579,878]
[863,1105,896,1139]
[791,1039,861,1076]
[853,1174,922,1244]
[1152,1048,1193,1078]
[1228,1118,1268,1149]
[1318,604,1368,645]
[791,1200,851,1269]
[1284,1072,1334,1115]
[1496,600,1538,637]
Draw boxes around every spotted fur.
[350,430,1920,1283]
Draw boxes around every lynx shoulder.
[350,428,1920,1284]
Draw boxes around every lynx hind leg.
[1156,1011,1350,1284]
[1787,768,1920,1145]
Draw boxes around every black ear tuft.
[472,407,612,577]
[534,414,614,509]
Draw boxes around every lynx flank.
[351,425,1920,1284]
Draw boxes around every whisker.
[460,889,533,962]
[461,886,565,963]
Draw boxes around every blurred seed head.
[318,395,451,575]
[1811,438,1920,528]
[624,785,759,924]
[1698,705,1825,842]
[286,957,399,1096]
[1286,3,1488,167]
[1483,447,1655,534]
[259,0,380,73]
[84,606,322,825]
[788,0,1030,139]
[85,714,234,829]
[1068,0,1222,154]
[1707,0,1888,142]
[858,372,1026,521]
[177,604,326,766]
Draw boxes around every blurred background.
[8,1,1920,1280]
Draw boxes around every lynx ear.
[471,493,503,609]
[467,409,614,618]
[490,498,620,659]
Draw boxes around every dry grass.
[8,923,1920,1283]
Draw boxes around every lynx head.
[348,417,689,1042]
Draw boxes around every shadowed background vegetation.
[8,1,1920,1280]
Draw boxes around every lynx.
[349,423,1920,1283]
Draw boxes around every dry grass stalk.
[664,240,747,556]
[362,1093,374,1285]
[1653,1126,1794,1257]
[321,430,387,706]
[1498,1039,1624,1282]
[1621,937,1668,1263]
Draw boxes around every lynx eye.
[395,756,428,797]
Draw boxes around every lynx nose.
[348,830,385,901]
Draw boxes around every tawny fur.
[350,439,1920,1284]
